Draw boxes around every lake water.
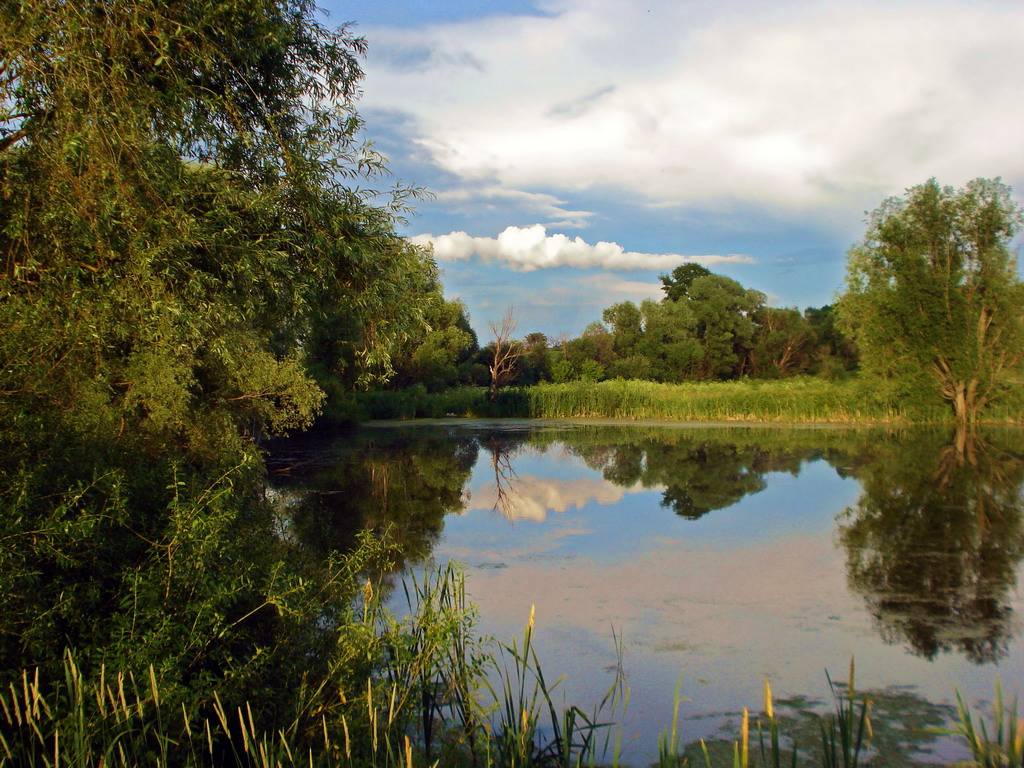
[269,421,1024,766]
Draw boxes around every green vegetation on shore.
[334,377,1024,425]
[3,0,1024,765]
[354,177,1024,428]
[2,565,1022,767]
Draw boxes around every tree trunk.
[949,378,983,459]
[953,381,968,427]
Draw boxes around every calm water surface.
[269,422,1024,766]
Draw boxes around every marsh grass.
[0,566,625,768]
[951,679,1024,767]
[337,379,1024,426]
[0,572,1017,767]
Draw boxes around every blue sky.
[321,0,1024,338]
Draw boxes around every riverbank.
[329,377,1024,426]
[3,565,1018,767]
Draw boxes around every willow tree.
[838,178,1024,425]
[1,0,433,466]
[0,0,436,717]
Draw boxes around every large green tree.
[686,274,764,378]
[838,179,1024,424]
[0,0,439,730]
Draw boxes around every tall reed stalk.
[1,578,1018,768]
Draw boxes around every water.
[269,421,1024,765]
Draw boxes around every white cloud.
[410,224,753,271]
[363,0,1024,218]
[467,474,650,522]
[433,185,594,228]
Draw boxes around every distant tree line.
[377,263,858,394]
[380,178,1024,427]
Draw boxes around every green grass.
[332,377,1024,425]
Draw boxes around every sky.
[320,0,1024,338]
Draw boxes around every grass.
[337,378,1024,425]
[951,679,1024,766]
[331,377,1024,425]
[1,564,1019,767]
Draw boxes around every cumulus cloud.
[410,224,753,271]
[434,186,594,228]
[467,475,650,523]
[362,0,1024,218]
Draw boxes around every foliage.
[660,263,712,303]
[838,178,1024,423]
[0,0,445,755]
[0,0,448,475]
[951,680,1024,767]
[513,274,852,389]
[383,270,478,393]
[750,308,816,378]
[339,378,959,424]
[1,621,1018,767]
[837,429,1024,662]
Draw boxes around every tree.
[660,263,711,302]
[1,0,430,467]
[603,301,644,358]
[488,307,523,399]
[637,299,701,382]
[0,0,441,729]
[518,332,551,384]
[804,305,858,376]
[751,307,814,377]
[686,274,764,378]
[389,289,477,391]
[838,179,1024,425]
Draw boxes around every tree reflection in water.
[549,427,830,519]
[838,428,1024,663]
[269,429,479,569]
[270,424,1024,663]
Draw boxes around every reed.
[950,679,1024,767]
[819,661,871,768]
[338,378,1024,425]
[0,574,1018,767]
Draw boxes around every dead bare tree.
[484,436,520,519]
[488,306,523,401]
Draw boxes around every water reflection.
[270,429,478,567]
[269,423,1024,764]
[838,429,1024,662]
[271,424,1024,665]
[690,685,957,768]
[560,432,819,519]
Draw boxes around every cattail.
[148,666,160,709]
[763,679,774,720]
[528,604,535,631]
[741,707,749,768]
[342,715,351,760]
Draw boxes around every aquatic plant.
[338,378,1024,426]
[1,572,1017,768]
[951,679,1024,767]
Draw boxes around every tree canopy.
[0,0,441,726]
[838,178,1024,423]
[1,0,436,469]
